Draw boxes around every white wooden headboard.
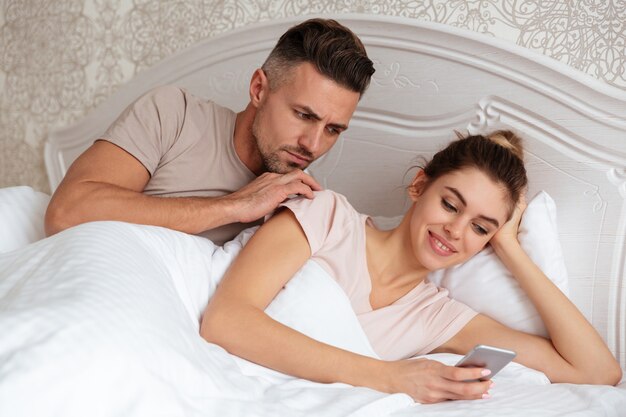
[44,14,626,369]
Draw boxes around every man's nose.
[299,125,324,155]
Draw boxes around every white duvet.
[1,219,625,416]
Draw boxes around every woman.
[200,130,622,403]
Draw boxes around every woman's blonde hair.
[422,130,527,218]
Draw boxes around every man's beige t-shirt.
[100,85,258,245]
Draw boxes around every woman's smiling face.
[408,167,511,271]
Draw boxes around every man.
[44,19,375,245]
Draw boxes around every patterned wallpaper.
[1,0,625,192]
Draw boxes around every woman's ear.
[408,170,428,201]
[249,68,269,108]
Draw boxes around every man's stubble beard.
[251,113,312,174]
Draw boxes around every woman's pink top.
[280,190,477,361]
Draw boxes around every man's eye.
[295,111,310,120]
[326,126,339,135]
[442,199,457,212]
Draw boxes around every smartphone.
[455,344,516,381]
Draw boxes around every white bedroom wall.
[1,0,624,192]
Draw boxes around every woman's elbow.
[576,361,623,386]
[200,306,238,348]
[200,303,262,356]
[199,309,223,345]
[605,364,623,386]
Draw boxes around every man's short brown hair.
[262,18,375,97]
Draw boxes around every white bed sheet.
[392,354,626,417]
[0,189,625,416]
[0,221,411,417]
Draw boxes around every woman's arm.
[436,199,622,385]
[200,209,493,402]
[201,209,376,384]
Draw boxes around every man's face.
[251,62,360,174]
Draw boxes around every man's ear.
[408,170,428,201]
[249,68,269,108]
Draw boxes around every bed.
[2,13,625,417]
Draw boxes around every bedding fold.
[0,221,411,417]
[0,220,624,416]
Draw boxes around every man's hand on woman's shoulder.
[224,169,322,224]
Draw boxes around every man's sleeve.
[99,85,187,176]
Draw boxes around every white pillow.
[265,260,379,359]
[0,186,50,253]
[427,191,569,337]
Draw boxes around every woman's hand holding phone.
[455,344,517,381]
[379,357,494,403]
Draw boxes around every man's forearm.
[45,181,239,236]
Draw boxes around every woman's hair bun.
[486,130,524,161]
